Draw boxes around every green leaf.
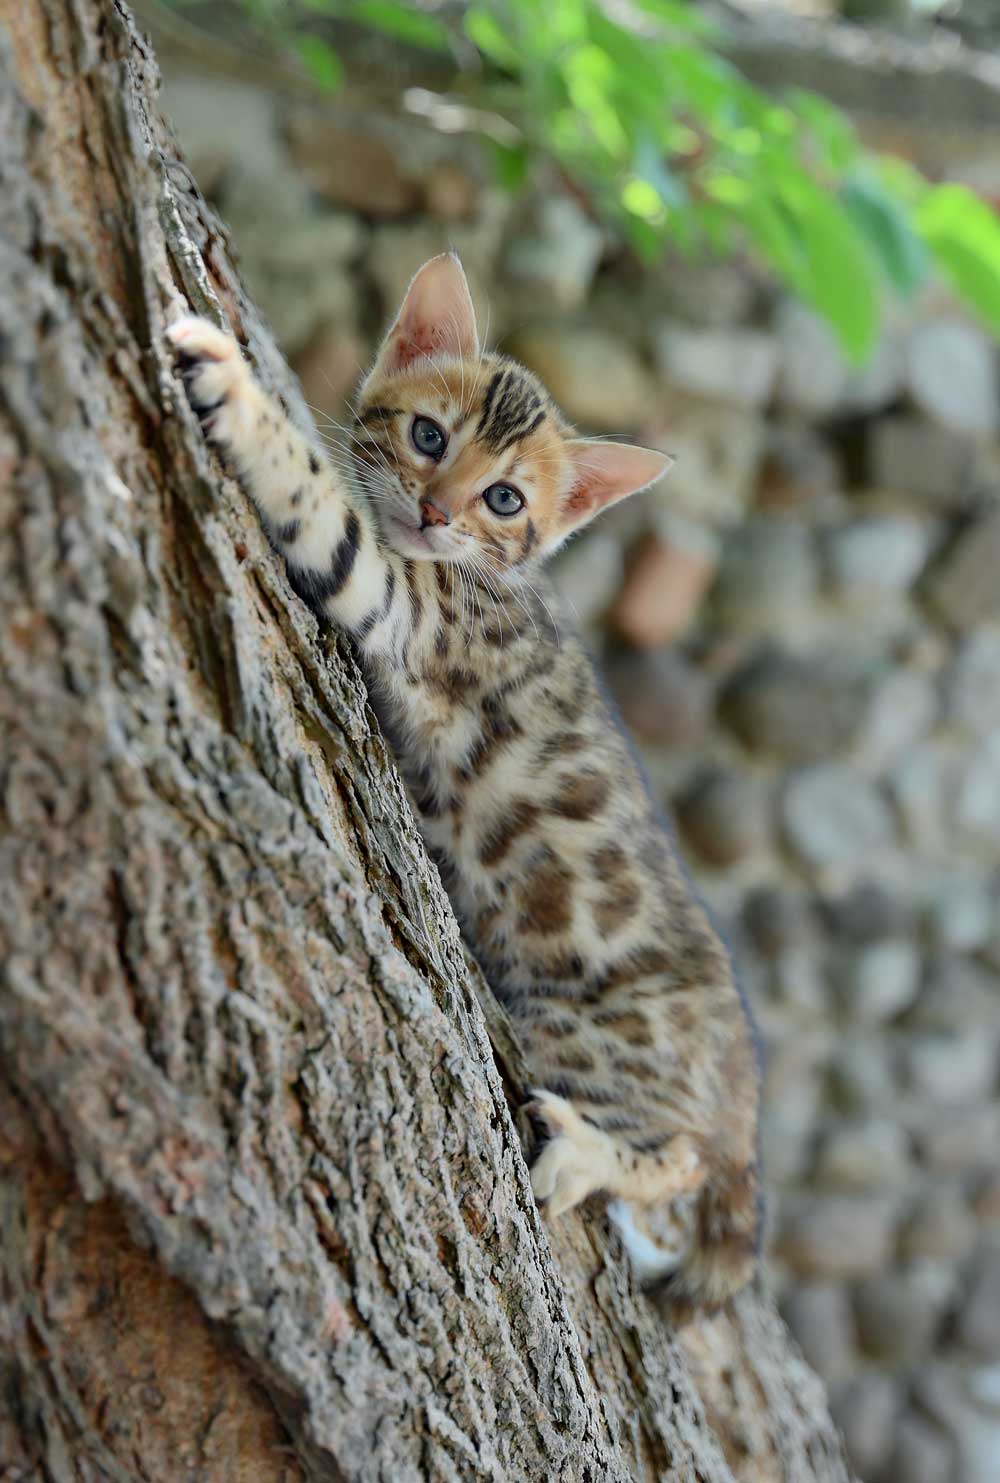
[777,172,880,359]
[348,1,450,51]
[842,172,929,297]
[464,7,521,70]
[918,184,1000,339]
[788,88,858,174]
[489,138,530,192]
[289,34,343,90]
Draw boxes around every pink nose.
[420,499,450,529]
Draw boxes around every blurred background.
[143,1,1000,1477]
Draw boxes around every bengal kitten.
[169,253,761,1321]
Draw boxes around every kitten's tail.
[650,1158,762,1327]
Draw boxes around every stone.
[906,318,999,437]
[868,416,974,506]
[161,72,284,198]
[234,214,363,354]
[954,733,1000,844]
[743,886,815,957]
[648,395,764,527]
[908,955,1000,1033]
[720,650,867,763]
[758,419,843,510]
[923,510,1000,631]
[610,523,718,649]
[825,515,933,596]
[890,742,951,851]
[674,767,770,869]
[834,938,922,1024]
[287,112,420,215]
[819,880,913,942]
[712,520,819,634]
[829,1038,900,1115]
[550,534,624,628]
[972,1171,1000,1224]
[900,1031,999,1104]
[654,323,779,408]
[768,945,831,1018]
[916,1105,1000,1172]
[605,650,712,747]
[503,197,604,311]
[775,302,849,416]
[829,1369,900,1480]
[923,876,997,952]
[855,1264,954,1362]
[780,1282,856,1384]
[423,162,479,221]
[505,324,654,431]
[913,1363,1000,1483]
[292,320,368,428]
[814,1117,911,1189]
[956,1247,1000,1357]
[777,1193,896,1279]
[889,1412,955,1483]
[899,1188,977,1263]
[946,630,1000,739]
[782,764,896,870]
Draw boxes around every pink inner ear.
[564,442,672,523]
[380,253,479,374]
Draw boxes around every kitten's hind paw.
[527,1090,617,1219]
[167,315,251,439]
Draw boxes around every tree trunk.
[0,3,854,1480]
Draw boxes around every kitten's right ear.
[370,253,480,377]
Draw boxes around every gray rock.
[674,767,771,868]
[908,955,1000,1033]
[924,510,1000,631]
[654,323,779,408]
[777,1193,896,1279]
[854,1263,955,1362]
[814,1117,911,1190]
[829,1037,901,1116]
[775,302,849,416]
[922,874,997,951]
[913,1363,1000,1483]
[915,1104,1000,1172]
[605,650,712,747]
[906,318,999,437]
[781,1281,857,1384]
[712,520,819,634]
[900,1188,977,1263]
[503,197,604,311]
[760,419,843,505]
[946,629,1000,739]
[829,1369,900,1480]
[720,650,868,763]
[782,764,896,870]
[900,1031,999,1104]
[954,733,1000,844]
[890,742,951,850]
[868,416,973,506]
[820,880,913,942]
[645,397,764,528]
[769,945,831,1018]
[825,516,933,596]
[835,938,922,1024]
[743,886,816,956]
[861,668,939,765]
[956,1247,1000,1357]
[889,1412,956,1483]
[550,534,624,628]
[506,323,654,430]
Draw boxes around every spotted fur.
[168,253,762,1323]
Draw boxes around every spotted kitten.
[168,253,761,1321]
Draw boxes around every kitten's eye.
[411,416,446,459]
[483,483,525,518]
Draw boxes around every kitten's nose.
[419,499,450,529]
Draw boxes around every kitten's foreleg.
[168,317,403,651]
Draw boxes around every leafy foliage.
[164,0,1000,360]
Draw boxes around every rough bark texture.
[0,3,854,1480]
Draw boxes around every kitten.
[168,253,761,1322]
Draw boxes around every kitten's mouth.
[383,512,448,560]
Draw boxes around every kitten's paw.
[167,315,251,439]
[528,1091,618,1219]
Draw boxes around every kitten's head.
[353,254,670,577]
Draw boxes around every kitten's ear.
[558,441,672,533]
[372,253,479,377]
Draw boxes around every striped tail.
[650,1159,763,1327]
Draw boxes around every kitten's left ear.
[558,441,673,534]
[371,253,480,377]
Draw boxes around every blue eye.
[411,417,446,459]
[483,483,525,517]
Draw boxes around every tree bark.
[0,3,854,1480]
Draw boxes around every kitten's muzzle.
[419,499,450,529]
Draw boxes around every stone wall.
[160,62,1000,1483]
